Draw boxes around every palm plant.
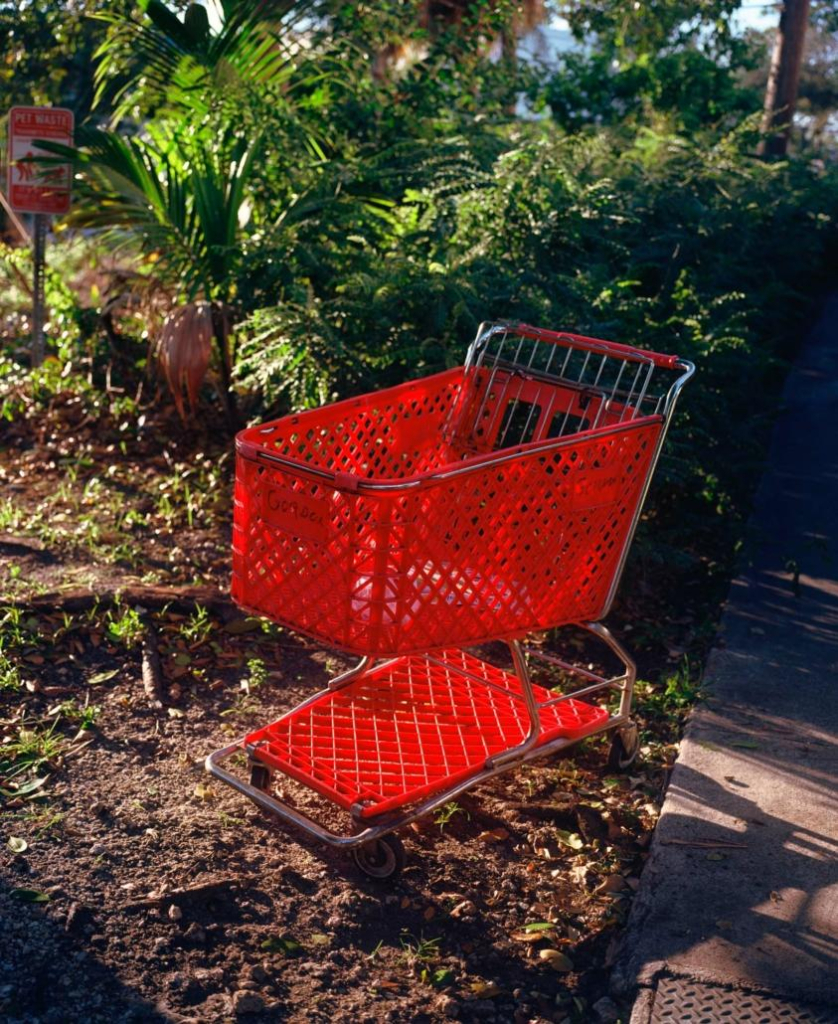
[50,0,327,423]
[94,0,318,124]
[56,121,260,423]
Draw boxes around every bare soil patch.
[1,397,703,1024]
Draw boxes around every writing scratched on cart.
[262,485,329,543]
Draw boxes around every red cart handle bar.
[489,322,682,371]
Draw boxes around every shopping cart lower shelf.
[245,649,610,821]
[206,626,641,880]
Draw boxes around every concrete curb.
[612,296,838,1019]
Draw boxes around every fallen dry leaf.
[470,981,501,998]
[477,828,510,843]
[538,949,574,972]
[595,874,626,894]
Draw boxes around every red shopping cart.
[207,322,694,878]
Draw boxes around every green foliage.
[93,0,312,124]
[548,0,764,134]
[558,0,742,58]
[59,124,261,306]
[3,0,837,629]
[106,606,145,649]
[544,47,762,133]
[0,0,127,115]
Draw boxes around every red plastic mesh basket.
[245,649,610,820]
[232,325,672,656]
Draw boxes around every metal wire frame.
[205,623,637,850]
[444,321,686,453]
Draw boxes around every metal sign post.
[5,106,73,367]
[31,213,47,367]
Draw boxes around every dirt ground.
[0,395,701,1024]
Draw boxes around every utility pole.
[759,0,811,157]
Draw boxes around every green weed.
[434,801,469,830]
[180,604,213,645]
[0,649,22,691]
[2,720,65,775]
[106,606,144,648]
[54,700,101,730]
[245,657,268,690]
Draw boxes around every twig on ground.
[141,622,165,709]
[3,584,233,617]
[124,876,246,909]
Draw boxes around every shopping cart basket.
[207,321,694,878]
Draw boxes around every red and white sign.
[7,106,74,215]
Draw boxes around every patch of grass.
[0,649,22,691]
[106,605,145,648]
[24,808,67,839]
[434,801,469,830]
[0,499,25,532]
[180,604,213,645]
[1,607,41,648]
[398,932,447,985]
[2,719,65,776]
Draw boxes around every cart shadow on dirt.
[1,626,649,1023]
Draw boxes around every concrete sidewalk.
[612,298,838,1023]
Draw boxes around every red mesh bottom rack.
[244,649,610,821]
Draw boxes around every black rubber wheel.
[608,723,640,771]
[352,834,405,881]
[249,762,273,792]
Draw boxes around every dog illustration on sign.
[15,149,66,185]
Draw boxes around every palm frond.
[94,0,318,124]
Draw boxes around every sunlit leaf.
[10,888,50,903]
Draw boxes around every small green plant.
[26,809,67,839]
[55,701,101,730]
[245,657,268,691]
[398,931,441,968]
[106,606,145,648]
[217,810,246,828]
[0,499,23,531]
[662,658,702,709]
[636,658,703,728]
[366,939,385,961]
[0,607,41,649]
[0,649,22,691]
[434,801,469,830]
[2,719,65,775]
[398,932,451,986]
[181,604,213,645]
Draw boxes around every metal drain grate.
[650,976,838,1024]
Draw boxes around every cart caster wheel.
[352,835,405,882]
[249,762,273,792]
[608,723,640,771]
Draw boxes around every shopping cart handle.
[493,322,683,371]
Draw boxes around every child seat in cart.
[207,321,694,878]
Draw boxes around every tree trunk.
[211,302,240,431]
[759,0,811,157]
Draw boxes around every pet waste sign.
[7,106,74,215]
